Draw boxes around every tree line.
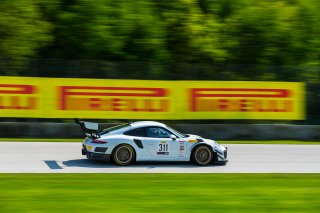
[0,0,320,82]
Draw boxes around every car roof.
[129,121,166,129]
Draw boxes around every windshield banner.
[0,76,305,120]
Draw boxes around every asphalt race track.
[0,142,319,173]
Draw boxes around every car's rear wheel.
[112,144,135,166]
[192,145,213,166]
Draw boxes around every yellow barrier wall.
[0,77,305,120]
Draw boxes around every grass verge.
[0,138,320,144]
[0,174,319,213]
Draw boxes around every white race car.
[76,120,228,166]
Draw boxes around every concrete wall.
[1,122,320,140]
[172,124,320,140]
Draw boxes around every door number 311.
[158,144,168,152]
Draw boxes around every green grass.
[0,138,320,144]
[0,174,319,213]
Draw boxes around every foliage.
[1,0,320,80]
[0,0,52,74]
[46,0,168,61]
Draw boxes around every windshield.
[99,124,130,135]
[165,125,186,138]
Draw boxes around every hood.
[183,134,205,143]
[185,134,202,139]
[185,134,217,146]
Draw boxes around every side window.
[124,128,146,137]
[145,127,172,138]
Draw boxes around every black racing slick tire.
[192,145,213,166]
[112,144,136,166]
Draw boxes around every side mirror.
[170,134,177,141]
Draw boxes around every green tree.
[47,0,168,61]
[154,0,226,63]
[294,0,320,82]
[221,1,310,80]
[0,0,52,74]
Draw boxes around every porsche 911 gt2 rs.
[76,120,228,166]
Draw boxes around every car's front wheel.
[192,145,213,166]
[112,144,136,166]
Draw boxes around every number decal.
[158,144,168,152]
[157,142,169,155]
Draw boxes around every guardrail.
[1,122,320,140]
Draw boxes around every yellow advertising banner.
[0,76,305,120]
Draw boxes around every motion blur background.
[0,2,319,213]
[0,0,320,123]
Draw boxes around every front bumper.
[214,147,228,164]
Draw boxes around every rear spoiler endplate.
[75,118,100,139]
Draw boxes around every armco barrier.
[1,122,320,140]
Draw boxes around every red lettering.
[191,88,292,112]
[112,98,121,111]
[89,98,101,109]
[0,84,35,94]
[59,86,169,112]
[0,84,37,110]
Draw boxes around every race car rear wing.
[75,119,100,139]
